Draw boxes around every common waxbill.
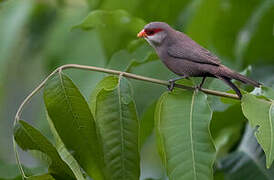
[137,22,261,99]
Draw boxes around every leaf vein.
[190,91,197,180]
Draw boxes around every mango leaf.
[92,75,140,180]
[73,9,146,59]
[218,125,274,180]
[13,120,75,179]
[27,174,55,180]
[46,114,85,180]
[241,94,274,168]
[155,90,216,180]
[89,76,119,115]
[43,72,104,179]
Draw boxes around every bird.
[137,22,261,99]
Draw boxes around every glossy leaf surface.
[14,120,75,179]
[155,90,215,180]
[44,73,104,179]
[242,94,274,168]
[92,75,140,180]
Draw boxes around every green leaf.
[90,76,119,115]
[13,120,75,179]
[73,9,146,59]
[218,125,274,180]
[155,90,216,180]
[27,174,55,180]
[44,72,104,179]
[241,94,274,168]
[92,75,140,180]
[46,114,85,180]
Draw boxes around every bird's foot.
[194,84,202,91]
[167,76,187,91]
[167,80,175,91]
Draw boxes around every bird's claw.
[167,76,187,92]
[167,80,175,91]
[195,85,202,91]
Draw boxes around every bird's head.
[137,22,171,47]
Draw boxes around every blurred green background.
[0,0,273,179]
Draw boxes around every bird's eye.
[146,30,155,36]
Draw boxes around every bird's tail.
[221,66,261,87]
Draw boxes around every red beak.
[137,29,147,38]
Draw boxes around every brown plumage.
[137,22,261,99]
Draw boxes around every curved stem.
[60,64,240,99]
[15,63,240,121]
[15,64,239,122]
[14,68,60,123]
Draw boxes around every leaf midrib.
[117,76,126,180]
[58,73,81,130]
[19,122,61,170]
[190,91,197,180]
[268,103,273,167]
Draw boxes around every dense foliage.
[0,0,274,179]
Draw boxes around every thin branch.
[15,63,239,122]
[17,64,239,118]
[59,64,240,99]
[14,68,60,124]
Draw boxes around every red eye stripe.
[145,28,163,36]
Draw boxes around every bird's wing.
[167,40,221,66]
